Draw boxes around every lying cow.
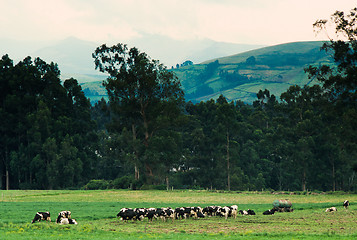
[59,218,78,225]
[31,211,51,223]
[239,210,248,215]
[263,208,277,215]
[343,200,350,209]
[56,211,72,223]
[239,209,256,215]
[247,209,256,215]
[325,207,337,212]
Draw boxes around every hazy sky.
[1,0,356,45]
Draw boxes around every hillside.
[173,41,331,103]
[80,41,332,104]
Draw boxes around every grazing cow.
[60,218,78,225]
[175,207,193,219]
[229,205,238,219]
[216,205,238,219]
[163,207,175,222]
[325,207,337,212]
[155,208,167,221]
[117,208,137,221]
[134,208,147,221]
[203,206,219,217]
[263,208,277,215]
[174,207,184,219]
[56,211,71,223]
[190,207,205,219]
[343,200,350,209]
[216,206,231,219]
[146,208,157,221]
[31,211,51,223]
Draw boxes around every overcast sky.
[1,0,356,45]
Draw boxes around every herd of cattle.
[31,200,350,224]
[116,205,257,222]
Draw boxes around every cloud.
[1,0,356,45]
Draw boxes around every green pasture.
[1,190,356,239]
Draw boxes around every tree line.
[1,8,356,191]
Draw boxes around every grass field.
[1,190,356,239]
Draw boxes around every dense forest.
[1,8,357,191]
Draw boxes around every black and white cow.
[56,211,71,223]
[134,208,147,221]
[216,206,231,219]
[239,209,256,215]
[216,205,238,219]
[203,206,218,217]
[31,211,51,223]
[59,218,78,225]
[263,208,277,215]
[239,210,248,215]
[343,200,350,209]
[163,207,175,221]
[155,208,166,221]
[230,205,238,219]
[175,207,193,219]
[153,207,175,222]
[247,209,256,215]
[190,206,205,219]
[117,208,137,221]
[325,207,337,212]
[145,208,157,221]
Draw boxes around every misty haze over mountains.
[0,35,264,82]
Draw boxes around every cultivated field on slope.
[0,190,356,239]
[174,41,331,103]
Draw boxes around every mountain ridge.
[172,41,331,103]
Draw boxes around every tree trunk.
[166,175,169,191]
[5,149,10,190]
[302,168,306,191]
[6,169,9,190]
[134,164,140,181]
[132,123,140,180]
[226,130,230,191]
[332,160,336,192]
[140,104,150,148]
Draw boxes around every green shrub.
[111,176,134,189]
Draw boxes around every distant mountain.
[33,37,100,76]
[1,36,263,84]
[128,33,264,67]
[172,41,331,103]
